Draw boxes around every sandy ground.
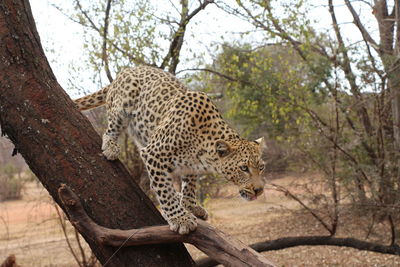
[1,174,399,266]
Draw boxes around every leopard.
[74,65,266,234]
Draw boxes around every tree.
[0,0,194,265]
[196,43,330,138]
[0,1,277,266]
[179,0,400,257]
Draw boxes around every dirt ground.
[1,174,399,266]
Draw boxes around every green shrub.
[0,164,24,201]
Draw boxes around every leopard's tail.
[74,85,110,111]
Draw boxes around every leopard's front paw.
[102,134,120,160]
[190,205,209,221]
[168,212,197,235]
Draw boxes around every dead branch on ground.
[197,235,400,267]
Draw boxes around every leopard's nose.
[254,187,264,196]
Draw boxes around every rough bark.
[0,0,194,266]
[371,1,400,230]
[58,184,277,267]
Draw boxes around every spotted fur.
[75,65,266,234]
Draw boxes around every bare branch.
[185,0,214,23]
[75,0,100,32]
[177,67,265,91]
[270,183,334,234]
[160,0,214,73]
[72,0,150,66]
[344,0,380,52]
[328,0,374,138]
[197,235,400,267]
[58,184,276,267]
[102,0,114,82]
[54,204,83,267]
[74,229,88,267]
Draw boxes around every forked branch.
[58,184,276,267]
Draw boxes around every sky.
[29,0,261,97]
[29,0,376,98]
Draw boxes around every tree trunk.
[0,0,194,266]
[374,0,400,202]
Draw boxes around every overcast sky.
[29,1,374,98]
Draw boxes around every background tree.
[211,0,400,245]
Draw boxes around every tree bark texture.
[58,184,276,267]
[0,0,194,266]
[373,0,400,189]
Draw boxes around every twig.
[270,183,334,234]
[102,0,114,83]
[54,204,83,267]
[74,229,88,267]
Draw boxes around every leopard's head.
[214,137,266,201]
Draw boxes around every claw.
[167,213,197,235]
[102,134,120,160]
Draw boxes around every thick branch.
[329,0,373,138]
[345,0,380,52]
[160,0,214,73]
[373,0,394,54]
[58,184,276,267]
[196,236,400,267]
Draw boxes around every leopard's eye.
[240,165,249,172]
[259,165,265,171]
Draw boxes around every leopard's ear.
[254,137,266,149]
[216,140,231,157]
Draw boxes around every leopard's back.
[119,66,188,147]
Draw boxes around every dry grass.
[0,182,91,267]
[1,174,399,266]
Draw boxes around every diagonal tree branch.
[73,0,149,66]
[176,67,264,90]
[270,183,334,234]
[58,184,276,267]
[160,0,214,73]
[328,0,374,139]
[345,0,380,52]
